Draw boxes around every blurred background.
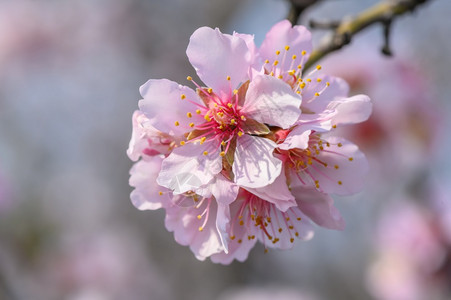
[0,0,450,299]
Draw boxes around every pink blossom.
[128,20,372,263]
[366,200,449,300]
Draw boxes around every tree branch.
[286,0,322,24]
[304,0,432,71]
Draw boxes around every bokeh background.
[1,0,450,299]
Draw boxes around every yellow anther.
[292,54,297,60]
[286,217,290,221]
[203,151,208,156]
[186,112,192,118]
[285,45,290,51]
[316,65,322,70]
[301,50,307,55]
[180,141,187,146]
[214,103,218,107]
[273,60,279,66]
[189,122,195,128]
[288,70,295,76]
[317,78,322,82]
[230,119,236,125]
[290,238,294,243]
[239,220,244,226]
[295,232,299,237]
[221,141,226,146]
[275,50,281,55]
[197,215,202,220]
[300,83,306,89]
[198,226,203,232]
[238,239,242,243]
[233,89,238,95]
[332,125,337,129]
[334,165,339,169]
[220,151,225,157]
[219,125,224,130]
[307,158,313,165]
[158,191,163,196]
[237,131,243,137]
[264,59,269,64]
[297,217,301,221]
[278,75,283,79]
[314,92,320,97]
[196,109,201,114]
[200,137,206,144]
[174,121,180,126]
[180,94,186,99]
[270,71,274,76]
[226,76,231,81]
[296,91,301,94]
[264,249,268,253]
[297,65,302,69]
[240,115,246,120]
[338,181,343,185]
[227,103,233,108]
[204,115,211,122]
[337,143,343,147]
[187,76,192,81]
[217,112,224,117]
[289,225,294,229]
[306,78,312,82]
[230,235,235,240]
[349,157,354,161]
[207,88,213,93]
[326,82,330,86]
[278,228,283,233]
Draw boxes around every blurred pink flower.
[366,200,450,300]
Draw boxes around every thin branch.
[304,0,432,71]
[286,0,322,24]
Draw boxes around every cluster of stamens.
[228,190,305,252]
[263,46,331,105]
[278,133,354,190]
[174,76,247,157]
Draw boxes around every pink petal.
[127,111,174,161]
[164,200,224,260]
[216,202,231,254]
[187,27,251,95]
[328,94,372,126]
[129,157,170,210]
[233,135,282,188]
[278,125,311,150]
[243,74,301,129]
[301,75,349,114]
[157,142,222,194]
[210,174,239,205]
[291,186,345,230]
[259,20,312,72]
[138,79,203,135]
[244,168,296,212]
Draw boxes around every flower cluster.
[128,20,372,264]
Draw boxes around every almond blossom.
[128,20,372,263]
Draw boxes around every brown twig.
[286,0,322,24]
[304,0,432,71]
